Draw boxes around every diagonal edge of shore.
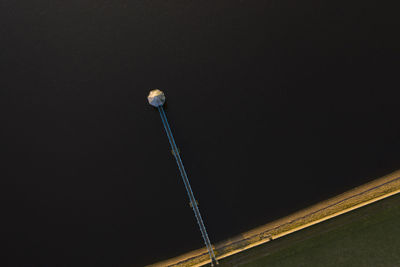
[148,169,400,267]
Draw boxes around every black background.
[1,1,399,266]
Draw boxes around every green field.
[219,193,400,267]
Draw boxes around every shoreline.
[148,169,400,267]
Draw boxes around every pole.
[157,105,218,266]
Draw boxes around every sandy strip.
[149,169,400,267]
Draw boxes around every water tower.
[148,89,219,266]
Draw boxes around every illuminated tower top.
[147,89,165,107]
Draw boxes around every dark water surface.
[1,1,399,266]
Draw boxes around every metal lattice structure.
[148,89,218,266]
